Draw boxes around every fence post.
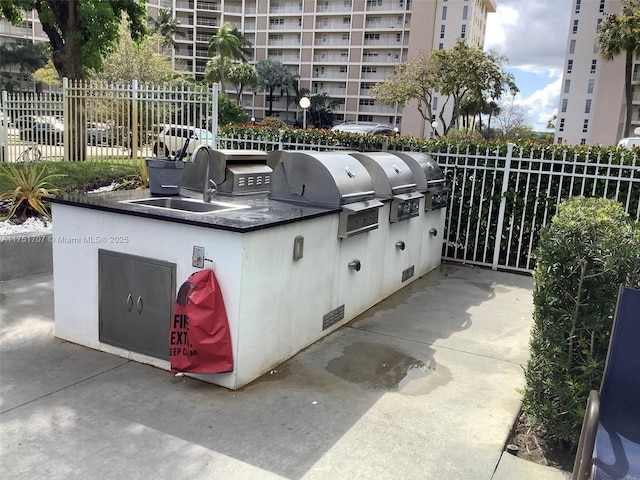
[0,90,7,162]
[131,80,138,165]
[278,129,284,150]
[62,77,69,162]
[211,84,218,147]
[491,142,514,271]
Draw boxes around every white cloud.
[485,0,572,131]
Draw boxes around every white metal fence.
[0,78,217,163]
[217,134,640,273]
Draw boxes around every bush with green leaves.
[522,197,640,447]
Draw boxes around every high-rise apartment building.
[555,0,639,146]
[1,0,496,137]
[146,0,496,137]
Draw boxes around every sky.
[484,0,573,132]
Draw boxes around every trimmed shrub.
[522,197,640,446]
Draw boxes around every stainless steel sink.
[120,197,249,214]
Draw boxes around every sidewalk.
[0,264,570,479]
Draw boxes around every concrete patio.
[0,263,570,479]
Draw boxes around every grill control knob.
[395,241,406,250]
[348,259,361,272]
[429,228,438,237]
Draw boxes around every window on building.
[590,59,597,74]
[463,5,468,20]
[583,119,589,133]
[585,99,592,114]
[564,79,571,94]
[581,138,586,145]
[432,97,438,110]
[440,25,445,38]
[569,39,576,54]
[557,137,563,144]
[442,6,447,20]
[562,99,568,113]
[343,17,350,24]
[461,25,466,38]
[587,79,595,94]
[438,43,444,50]
[359,99,375,106]
[567,59,573,73]
[365,33,380,40]
[572,19,579,34]
[599,0,605,13]
[340,65,347,73]
[269,18,284,26]
[362,66,377,73]
[575,0,581,13]
[559,118,565,132]
[358,115,374,122]
[367,0,382,6]
[342,33,350,40]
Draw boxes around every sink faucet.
[188,145,217,202]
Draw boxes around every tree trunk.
[38,1,87,160]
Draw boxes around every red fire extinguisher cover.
[170,269,234,374]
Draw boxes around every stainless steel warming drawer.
[268,150,384,238]
[347,151,423,223]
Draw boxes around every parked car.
[152,125,215,158]
[86,122,114,146]
[331,122,397,135]
[617,137,640,148]
[17,115,64,145]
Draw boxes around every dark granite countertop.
[46,189,340,233]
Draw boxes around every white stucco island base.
[51,199,445,390]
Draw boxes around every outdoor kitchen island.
[49,152,446,390]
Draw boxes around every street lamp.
[431,120,439,138]
[299,96,310,129]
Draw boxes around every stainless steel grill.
[347,152,423,222]
[268,150,384,238]
[390,151,449,211]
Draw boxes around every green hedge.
[522,197,640,446]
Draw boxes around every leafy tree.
[32,59,60,87]
[370,51,438,137]
[0,41,47,91]
[227,62,260,104]
[148,8,185,49]
[94,22,177,84]
[255,59,290,116]
[371,40,518,137]
[595,0,640,138]
[218,92,250,125]
[0,0,147,81]
[0,0,147,161]
[208,22,244,92]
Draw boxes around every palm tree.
[595,0,640,138]
[255,59,290,116]
[230,27,254,61]
[208,23,243,92]
[148,8,185,49]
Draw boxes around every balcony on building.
[196,0,220,12]
[317,2,351,13]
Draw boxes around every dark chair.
[572,285,640,480]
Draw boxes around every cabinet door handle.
[126,294,133,312]
[136,296,143,314]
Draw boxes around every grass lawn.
[0,160,140,194]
